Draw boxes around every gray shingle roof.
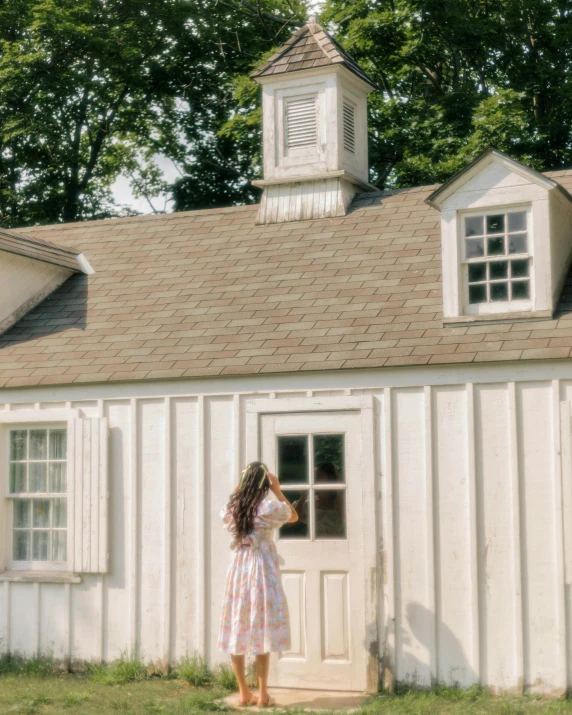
[250,20,378,89]
[1,170,572,388]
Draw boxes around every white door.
[261,411,367,691]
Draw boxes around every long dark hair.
[227,461,270,539]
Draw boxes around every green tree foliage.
[1,0,572,225]
[318,0,572,187]
[0,0,306,226]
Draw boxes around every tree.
[0,0,306,227]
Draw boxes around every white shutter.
[343,100,356,154]
[285,95,317,150]
[70,417,109,573]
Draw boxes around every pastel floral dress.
[217,496,293,655]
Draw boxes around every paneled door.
[261,411,367,691]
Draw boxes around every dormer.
[426,149,572,326]
[0,228,92,336]
[250,16,378,224]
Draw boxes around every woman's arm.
[267,472,299,523]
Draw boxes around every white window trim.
[0,408,81,579]
[459,204,534,316]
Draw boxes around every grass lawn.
[3,657,572,714]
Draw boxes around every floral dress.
[217,496,293,655]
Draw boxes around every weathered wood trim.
[129,398,139,657]
[466,383,481,682]
[246,395,372,415]
[381,387,395,691]
[560,399,572,690]
[509,382,524,692]
[163,397,173,668]
[424,386,438,685]
[552,380,567,690]
[0,571,82,584]
[196,395,207,658]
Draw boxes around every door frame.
[245,395,379,692]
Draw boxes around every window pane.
[486,214,505,233]
[490,261,508,280]
[33,499,50,528]
[279,489,309,539]
[52,499,67,528]
[10,430,27,460]
[278,436,308,484]
[512,280,530,299]
[10,463,26,493]
[508,211,526,232]
[13,531,30,561]
[508,234,527,254]
[52,531,67,562]
[465,216,484,237]
[487,237,505,256]
[468,263,486,283]
[49,462,67,493]
[469,284,487,304]
[511,259,530,278]
[490,282,508,301]
[313,434,345,484]
[49,430,67,460]
[32,531,49,561]
[29,463,47,493]
[466,238,484,259]
[315,490,346,539]
[29,430,47,460]
[13,499,30,528]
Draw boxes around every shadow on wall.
[380,602,477,690]
[0,273,88,346]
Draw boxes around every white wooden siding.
[0,367,572,695]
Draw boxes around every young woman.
[218,461,299,708]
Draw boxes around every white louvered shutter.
[69,417,109,573]
[343,100,356,154]
[285,95,318,150]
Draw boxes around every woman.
[218,461,299,708]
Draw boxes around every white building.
[2,17,572,696]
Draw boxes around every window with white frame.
[463,208,531,307]
[8,427,67,566]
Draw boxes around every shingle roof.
[250,19,378,89]
[2,170,572,389]
[0,227,84,272]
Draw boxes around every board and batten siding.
[0,367,572,694]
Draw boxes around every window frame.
[6,422,69,572]
[0,409,79,576]
[276,431,347,542]
[459,204,534,316]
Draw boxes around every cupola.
[250,16,378,224]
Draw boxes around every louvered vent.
[343,101,356,154]
[285,95,317,150]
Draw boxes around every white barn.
[2,17,572,697]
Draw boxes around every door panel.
[261,411,367,691]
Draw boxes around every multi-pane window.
[464,209,531,305]
[8,428,67,564]
[277,433,346,540]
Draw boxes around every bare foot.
[238,690,257,706]
[257,693,276,707]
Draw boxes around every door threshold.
[220,687,371,712]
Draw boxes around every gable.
[0,250,75,336]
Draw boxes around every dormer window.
[463,208,531,311]
[426,149,572,326]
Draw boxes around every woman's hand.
[267,472,280,494]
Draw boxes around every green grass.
[3,655,572,714]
